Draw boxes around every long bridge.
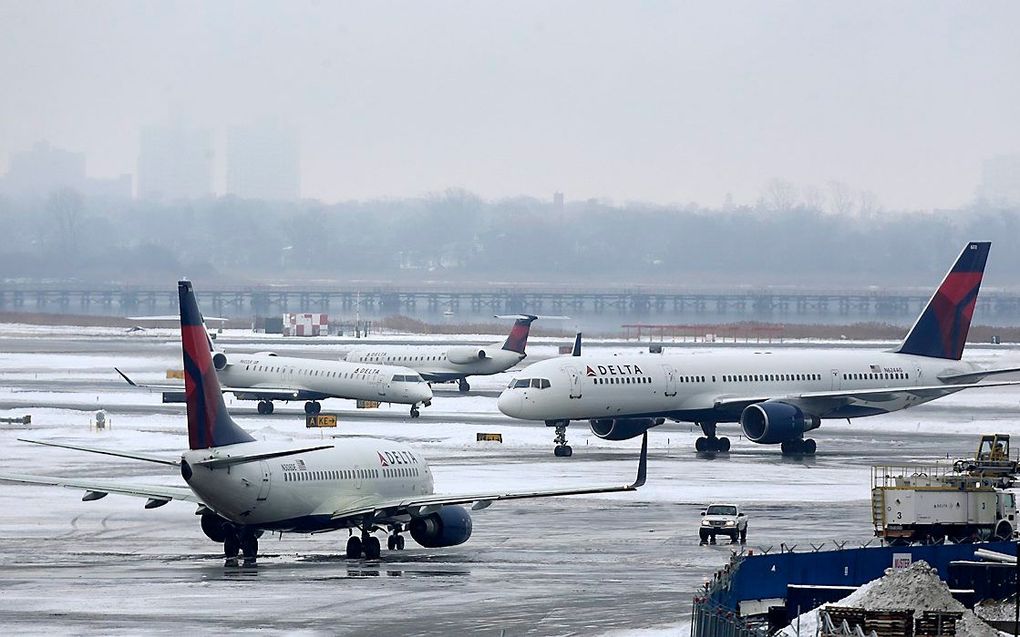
[2,285,1019,324]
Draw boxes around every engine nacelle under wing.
[590,417,664,441]
[447,346,489,365]
[409,505,473,548]
[740,401,820,444]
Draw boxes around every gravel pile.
[779,561,999,637]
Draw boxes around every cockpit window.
[530,379,543,388]
[391,374,424,382]
[512,379,531,388]
[540,379,551,389]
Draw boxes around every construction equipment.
[953,434,1017,482]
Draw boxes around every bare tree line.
[0,187,1017,288]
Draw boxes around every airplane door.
[256,461,271,502]
[831,369,841,390]
[662,365,677,397]
[563,366,582,399]
[376,375,387,397]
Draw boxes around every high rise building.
[0,141,132,200]
[137,124,213,200]
[226,123,299,200]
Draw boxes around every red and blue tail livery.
[501,315,539,354]
[179,280,254,450]
[895,241,990,360]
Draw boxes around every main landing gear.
[223,526,261,566]
[304,401,322,415]
[346,524,406,559]
[781,438,817,455]
[410,405,420,418]
[548,420,572,457]
[695,422,730,453]
[458,378,471,393]
[257,400,275,415]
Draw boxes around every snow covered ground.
[1,324,1019,635]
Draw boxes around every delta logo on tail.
[895,241,989,361]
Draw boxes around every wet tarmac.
[1,327,1018,635]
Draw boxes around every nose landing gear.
[304,401,322,415]
[548,420,572,457]
[410,405,420,418]
[458,378,471,393]
[256,400,274,415]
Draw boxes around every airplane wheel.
[803,439,817,455]
[554,445,573,457]
[410,408,420,418]
[718,437,731,452]
[387,535,395,551]
[396,535,405,550]
[241,531,258,564]
[364,536,381,559]
[695,437,707,452]
[224,532,240,559]
[257,401,274,415]
[346,535,363,559]
[458,379,471,393]
[304,401,321,415]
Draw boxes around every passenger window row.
[842,372,908,380]
[283,466,420,482]
[594,377,652,385]
[721,373,822,382]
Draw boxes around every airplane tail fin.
[178,280,254,450]
[500,314,539,354]
[894,241,990,360]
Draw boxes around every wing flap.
[714,380,1020,411]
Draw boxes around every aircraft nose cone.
[497,390,524,418]
[419,384,434,401]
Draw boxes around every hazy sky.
[1,1,1018,209]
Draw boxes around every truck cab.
[699,503,748,544]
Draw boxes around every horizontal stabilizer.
[0,473,199,503]
[192,445,334,469]
[938,366,1020,383]
[18,438,180,466]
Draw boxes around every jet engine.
[590,417,664,441]
[447,347,489,365]
[740,401,820,444]
[212,352,228,371]
[200,509,230,543]
[409,505,473,548]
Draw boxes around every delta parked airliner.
[0,281,646,565]
[498,242,1020,456]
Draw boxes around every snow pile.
[780,561,998,637]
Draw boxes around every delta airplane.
[498,242,1020,457]
[117,333,433,418]
[344,314,549,392]
[0,280,647,565]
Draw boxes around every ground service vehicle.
[873,439,1018,545]
[699,503,748,544]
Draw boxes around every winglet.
[631,432,648,488]
[895,241,990,360]
[571,332,582,357]
[114,367,138,387]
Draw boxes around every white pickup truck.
[699,503,748,544]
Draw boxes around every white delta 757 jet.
[116,330,433,418]
[499,241,1020,457]
[344,314,557,392]
[0,280,646,565]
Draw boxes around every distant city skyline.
[1,2,1018,209]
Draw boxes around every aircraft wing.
[0,473,200,504]
[713,380,1020,415]
[329,433,647,523]
[115,368,306,400]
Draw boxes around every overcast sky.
[1,1,1018,209]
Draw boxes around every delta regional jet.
[499,242,1020,457]
[117,335,433,418]
[344,315,548,392]
[0,280,646,565]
